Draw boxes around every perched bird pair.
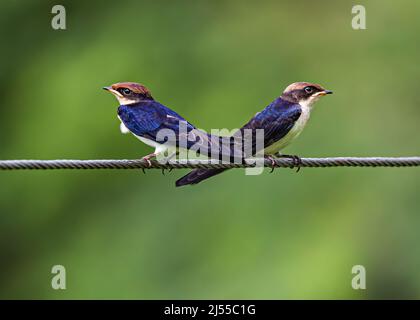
[104,81,332,187]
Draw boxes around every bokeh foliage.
[0,0,419,299]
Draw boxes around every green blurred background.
[0,0,419,299]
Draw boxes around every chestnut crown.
[103,82,153,105]
[281,82,332,105]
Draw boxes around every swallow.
[175,82,332,187]
[103,82,234,165]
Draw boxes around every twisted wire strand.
[0,157,419,170]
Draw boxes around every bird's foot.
[265,155,278,173]
[277,154,302,172]
[141,153,156,168]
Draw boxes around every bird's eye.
[304,86,313,94]
[121,88,132,95]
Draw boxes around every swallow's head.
[281,82,332,108]
[103,82,153,105]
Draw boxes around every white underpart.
[120,122,130,134]
[135,135,168,154]
[263,95,320,155]
[117,116,130,134]
[134,135,177,161]
[117,115,173,157]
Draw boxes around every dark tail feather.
[176,168,228,187]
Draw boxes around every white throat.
[299,95,320,110]
[115,96,139,105]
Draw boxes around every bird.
[175,82,333,187]
[103,82,235,165]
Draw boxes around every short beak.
[322,90,333,95]
[102,86,123,97]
